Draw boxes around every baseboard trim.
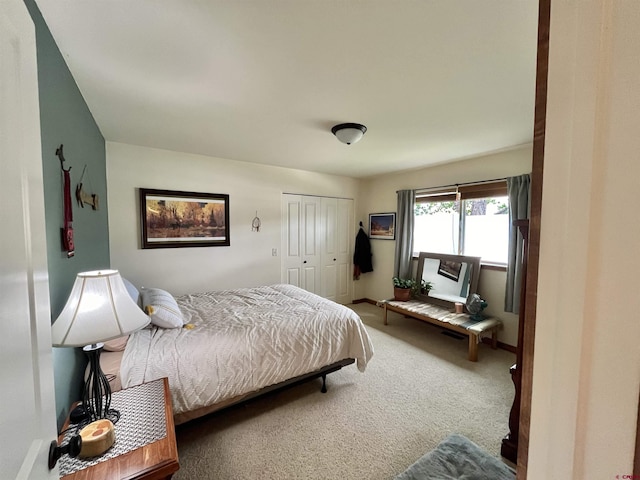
[485,338,516,353]
[351,298,378,305]
[352,298,517,353]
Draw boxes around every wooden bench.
[381,299,501,362]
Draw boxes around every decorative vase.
[393,287,411,302]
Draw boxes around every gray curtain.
[504,174,531,313]
[394,190,415,279]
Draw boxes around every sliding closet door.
[321,198,338,301]
[281,194,321,294]
[320,197,353,304]
[335,198,354,304]
[301,196,322,293]
[282,195,303,286]
[283,194,353,303]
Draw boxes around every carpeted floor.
[174,302,516,479]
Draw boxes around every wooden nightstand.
[58,378,179,480]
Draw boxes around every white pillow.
[140,287,184,328]
[121,277,141,307]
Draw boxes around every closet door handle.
[303,260,307,264]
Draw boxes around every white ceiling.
[35,0,538,179]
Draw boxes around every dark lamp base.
[83,343,120,424]
[69,405,89,424]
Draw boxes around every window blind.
[415,181,506,203]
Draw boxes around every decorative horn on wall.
[76,164,99,210]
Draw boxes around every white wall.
[108,142,530,346]
[355,145,532,346]
[106,142,360,295]
[529,1,640,478]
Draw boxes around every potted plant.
[392,277,415,301]
[392,277,433,301]
[419,279,433,295]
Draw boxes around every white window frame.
[414,181,509,267]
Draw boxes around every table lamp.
[51,270,150,423]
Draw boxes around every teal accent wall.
[24,0,110,427]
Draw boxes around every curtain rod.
[396,176,507,194]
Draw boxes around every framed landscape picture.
[139,188,230,249]
[369,212,396,240]
[437,259,463,282]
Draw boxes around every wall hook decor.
[56,144,75,257]
[252,211,261,232]
[56,144,71,172]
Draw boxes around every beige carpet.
[174,302,516,480]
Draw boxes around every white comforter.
[121,284,373,416]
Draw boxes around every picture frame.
[139,188,230,249]
[368,212,396,240]
[437,259,463,282]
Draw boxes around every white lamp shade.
[331,123,367,145]
[51,270,150,347]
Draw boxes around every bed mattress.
[120,284,373,417]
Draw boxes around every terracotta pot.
[393,287,411,302]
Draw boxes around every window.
[413,181,509,265]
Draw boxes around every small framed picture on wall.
[368,213,396,240]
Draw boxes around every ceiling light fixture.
[331,123,367,145]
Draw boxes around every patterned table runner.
[59,380,167,476]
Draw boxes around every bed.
[101,283,374,425]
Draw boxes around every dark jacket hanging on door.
[353,226,373,279]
